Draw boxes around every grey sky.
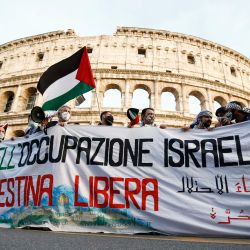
[1,0,250,58]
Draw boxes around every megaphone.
[30,106,45,123]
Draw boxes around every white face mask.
[0,132,5,140]
[61,112,71,122]
[29,120,38,128]
[145,114,155,124]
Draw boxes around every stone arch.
[15,86,37,112]
[103,84,122,108]
[104,83,122,92]
[160,87,179,111]
[133,84,151,93]
[0,91,15,112]
[188,90,206,114]
[214,96,227,106]
[25,87,37,110]
[230,99,248,108]
[132,84,151,109]
[214,96,227,112]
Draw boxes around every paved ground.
[1,228,250,250]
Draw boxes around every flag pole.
[95,90,101,116]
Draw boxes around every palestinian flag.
[37,47,95,111]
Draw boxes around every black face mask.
[105,115,114,125]
[203,121,211,128]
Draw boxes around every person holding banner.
[0,124,8,142]
[141,108,157,127]
[225,101,250,123]
[98,111,114,126]
[25,115,41,135]
[215,107,233,127]
[187,110,212,130]
[57,105,72,127]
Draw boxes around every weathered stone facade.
[0,27,250,138]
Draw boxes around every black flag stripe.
[37,47,85,95]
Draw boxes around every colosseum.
[0,26,250,138]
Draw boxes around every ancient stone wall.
[0,27,250,138]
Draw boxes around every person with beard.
[99,111,114,126]
[225,101,250,123]
[141,108,157,127]
[188,110,212,129]
[0,124,8,142]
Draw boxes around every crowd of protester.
[0,100,249,142]
[186,100,250,131]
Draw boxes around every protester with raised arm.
[225,101,250,123]
[215,107,233,127]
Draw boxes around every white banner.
[0,122,250,236]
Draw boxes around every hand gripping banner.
[0,122,250,236]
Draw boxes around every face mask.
[145,114,155,124]
[203,121,211,128]
[225,111,233,121]
[29,120,38,128]
[197,118,211,129]
[61,112,71,122]
[0,132,5,140]
[105,115,114,125]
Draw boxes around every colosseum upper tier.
[1,27,250,138]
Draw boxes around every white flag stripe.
[43,69,78,103]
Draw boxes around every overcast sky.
[1,0,250,58]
